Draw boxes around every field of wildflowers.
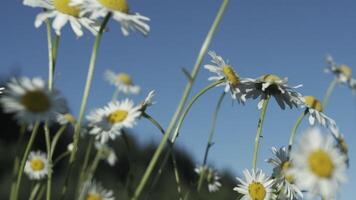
[0,0,356,200]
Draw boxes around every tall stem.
[44,125,52,200]
[287,110,307,154]
[131,0,229,197]
[322,78,338,108]
[61,13,111,198]
[252,96,270,170]
[13,122,40,200]
[197,92,225,192]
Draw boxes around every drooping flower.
[195,166,222,192]
[95,142,118,166]
[267,147,303,200]
[24,151,49,180]
[71,0,150,36]
[79,180,115,200]
[234,169,275,200]
[289,128,347,199]
[0,77,66,125]
[139,90,155,112]
[87,99,141,143]
[104,70,140,95]
[245,74,303,110]
[23,0,100,37]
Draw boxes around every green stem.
[171,153,183,200]
[288,110,307,154]
[171,80,224,143]
[13,122,40,200]
[29,183,41,200]
[36,184,46,200]
[322,78,338,108]
[131,0,229,197]
[252,96,270,170]
[50,125,68,156]
[44,125,52,200]
[45,20,60,91]
[85,149,102,182]
[61,13,111,199]
[112,88,120,101]
[53,151,71,166]
[76,137,94,199]
[197,92,225,192]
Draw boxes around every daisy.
[302,96,340,138]
[79,180,115,200]
[139,90,156,112]
[0,77,66,125]
[71,0,150,36]
[24,151,49,180]
[244,74,303,110]
[325,54,353,84]
[234,169,275,200]
[204,51,253,104]
[289,128,347,199]
[95,142,118,166]
[104,70,140,95]
[87,99,141,143]
[23,0,100,37]
[195,166,222,192]
[57,112,77,125]
[267,147,303,200]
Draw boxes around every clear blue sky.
[1,0,356,198]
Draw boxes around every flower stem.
[29,183,41,200]
[53,151,71,166]
[45,20,60,91]
[13,122,40,200]
[171,152,183,200]
[131,0,229,197]
[197,92,225,192]
[50,125,68,156]
[322,78,338,108]
[61,13,111,199]
[287,110,307,154]
[44,124,52,200]
[76,137,94,199]
[252,96,270,170]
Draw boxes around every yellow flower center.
[97,0,129,13]
[117,73,133,85]
[63,113,76,124]
[303,96,323,112]
[222,65,239,86]
[30,159,45,171]
[260,74,281,82]
[53,0,80,17]
[338,65,352,79]
[107,109,128,124]
[282,161,291,171]
[308,149,334,178]
[20,90,51,113]
[281,161,294,183]
[86,193,102,200]
[248,182,266,200]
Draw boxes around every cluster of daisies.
[199,51,352,199]
[23,0,150,37]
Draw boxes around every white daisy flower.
[204,51,253,104]
[56,112,77,125]
[71,0,150,36]
[0,87,4,94]
[94,142,118,166]
[104,70,140,95]
[87,99,141,143]
[24,151,49,180]
[289,128,347,199]
[302,96,340,138]
[140,90,155,111]
[23,0,100,37]
[67,143,74,152]
[245,74,303,110]
[0,77,66,125]
[195,166,222,193]
[234,169,275,200]
[267,147,303,200]
[325,54,353,84]
[79,180,115,200]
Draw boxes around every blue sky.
[1,0,356,198]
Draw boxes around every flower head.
[23,0,100,37]
[194,166,221,192]
[245,74,303,110]
[57,112,77,125]
[267,147,303,200]
[24,151,49,180]
[0,77,66,125]
[289,128,347,199]
[95,142,118,166]
[234,169,275,200]
[71,0,150,36]
[325,55,353,84]
[139,90,156,112]
[104,70,140,95]
[87,99,141,143]
[79,180,115,200]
